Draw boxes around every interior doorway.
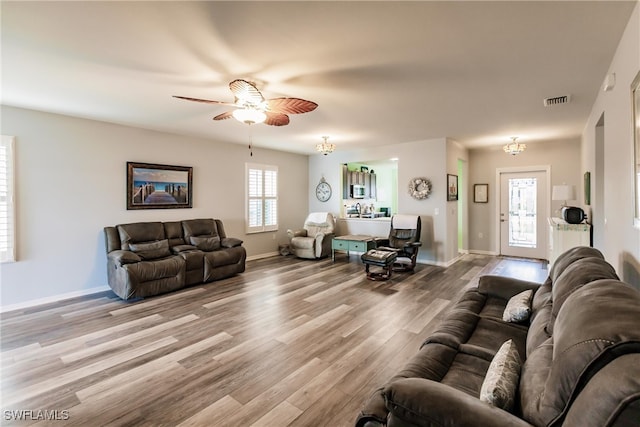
[498,167,549,260]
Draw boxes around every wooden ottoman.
[361,249,398,280]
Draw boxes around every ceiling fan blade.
[266,98,318,115]
[264,112,290,126]
[229,79,264,105]
[213,111,234,121]
[173,95,236,107]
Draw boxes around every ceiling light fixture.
[316,136,335,155]
[503,137,526,155]
[232,108,266,125]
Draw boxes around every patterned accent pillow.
[190,235,221,251]
[502,289,533,323]
[479,339,522,411]
[129,239,171,260]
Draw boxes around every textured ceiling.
[2,1,636,154]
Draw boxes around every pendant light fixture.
[316,136,335,155]
[503,137,526,155]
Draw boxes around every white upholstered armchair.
[287,212,336,259]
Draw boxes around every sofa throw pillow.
[479,339,522,412]
[502,289,533,323]
[190,235,221,251]
[129,239,171,260]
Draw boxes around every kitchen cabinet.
[369,173,376,198]
[345,170,377,199]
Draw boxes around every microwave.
[351,184,366,199]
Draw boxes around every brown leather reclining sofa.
[356,246,640,427]
[104,218,246,300]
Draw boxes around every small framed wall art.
[447,174,458,201]
[474,184,489,203]
[127,162,193,210]
[584,171,591,205]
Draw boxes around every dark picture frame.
[584,171,591,206]
[127,162,193,210]
[474,183,489,203]
[447,174,458,201]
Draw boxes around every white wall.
[0,106,309,309]
[582,2,640,287]
[308,138,468,266]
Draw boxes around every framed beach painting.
[127,162,193,210]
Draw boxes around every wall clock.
[316,177,332,202]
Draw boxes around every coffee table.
[332,235,376,262]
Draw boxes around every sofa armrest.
[221,237,243,248]
[478,275,541,300]
[287,229,307,239]
[355,388,388,427]
[107,250,141,265]
[384,378,533,427]
[404,241,422,248]
[315,232,334,258]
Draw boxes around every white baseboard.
[247,251,280,261]
[0,285,111,314]
[468,249,499,256]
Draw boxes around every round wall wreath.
[408,177,432,200]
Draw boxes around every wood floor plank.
[3,336,178,406]
[176,395,243,427]
[0,254,547,427]
[76,331,232,401]
[61,314,199,364]
[251,400,302,427]
[221,357,329,427]
[275,304,353,344]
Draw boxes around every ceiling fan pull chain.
[248,124,253,156]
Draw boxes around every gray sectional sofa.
[356,246,640,427]
[104,218,246,300]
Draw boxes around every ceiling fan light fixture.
[316,136,335,155]
[232,108,266,124]
[503,137,526,155]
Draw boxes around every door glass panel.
[508,178,537,248]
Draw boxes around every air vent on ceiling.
[543,95,571,107]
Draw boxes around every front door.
[499,170,548,259]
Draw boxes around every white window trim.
[246,163,278,234]
[1,135,16,263]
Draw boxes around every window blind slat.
[1,136,16,262]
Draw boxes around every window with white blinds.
[246,163,278,233]
[1,136,16,262]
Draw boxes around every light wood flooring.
[1,254,547,426]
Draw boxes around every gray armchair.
[287,212,336,259]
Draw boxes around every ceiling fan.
[174,79,318,126]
